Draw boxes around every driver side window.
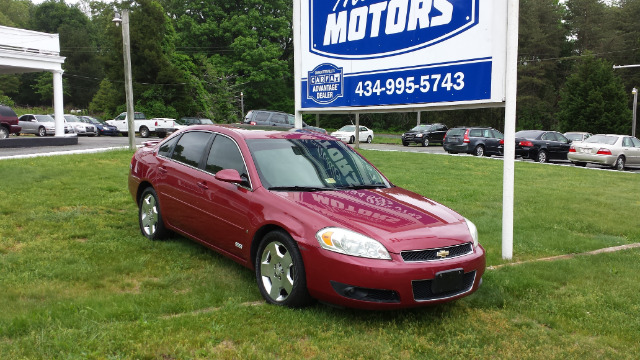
[206,135,249,185]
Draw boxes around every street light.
[633,87,638,137]
[113,10,135,151]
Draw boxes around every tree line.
[0,0,639,134]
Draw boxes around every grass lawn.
[1,150,639,359]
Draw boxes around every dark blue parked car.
[80,116,119,136]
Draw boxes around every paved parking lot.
[1,134,638,173]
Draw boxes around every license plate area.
[431,268,464,294]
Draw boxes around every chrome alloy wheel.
[259,241,294,302]
[140,193,159,236]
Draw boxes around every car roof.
[182,124,334,141]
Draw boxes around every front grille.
[401,243,473,262]
[412,271,476,301]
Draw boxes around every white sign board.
[295,0,508,112]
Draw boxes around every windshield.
[337,125,355,132]
[247,139,390,190]
[34,115,54,122]
[64,115,81,122]
[411,125,432,131]
[584,135,618,145]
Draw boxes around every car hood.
[274,187,471,253]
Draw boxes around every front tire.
[349,135,355,144]
[536,150,548,163]
[38,127,46,137]
[422,138,429,147]
[138,187,168,240]
[402,141,409,147]
[614,156,625,171]
[255,230,312,307]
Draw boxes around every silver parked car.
[568,134,640,170]
[18,114,56,136]
[564,132,592,142]
[64,114,97,136]
[19,114,74,136]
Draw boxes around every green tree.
[557,54,632,134]
[28,0,102,107]
[89,79,119,118]
[0,0,32,27]
[517,0,570,130]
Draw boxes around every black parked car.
[79,116,119,136]
[515,130,571,163]
[401,123,448,146]
[244,110,327,134]
[444,127,504,156]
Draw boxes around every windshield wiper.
[268,186,333,192]
[336,184,388,190]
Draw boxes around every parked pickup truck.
[106,112,178,138]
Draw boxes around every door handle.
[197,181,209,190]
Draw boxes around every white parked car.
[64,114,97,136]
[330,125,374,144]
[568,134,640,170]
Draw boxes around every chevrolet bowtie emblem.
[436,250,450,258]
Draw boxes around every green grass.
[1,150,639,359]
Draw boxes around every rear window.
[446,128,465,137]
[0,106,17,117]
[584,135,618,145]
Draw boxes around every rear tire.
[536,150,548,163]
[614,156,625,171]
[473,145,485,157]
[139,126,150,138]
[366,135,372,143]
[138,187,168,240]
[0,126,9,139]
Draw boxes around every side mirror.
[215,168,244,184]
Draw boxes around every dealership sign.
[296,0,508,111]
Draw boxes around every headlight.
[316,227,391,260]
[415,133,423,137]
[464,218,479,248]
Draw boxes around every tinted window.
[271,113,287,124]
[491,130,504,139]
[631,137,640,147]
[135,113,145,120]
[171,131,212,167]
[254,112,270,122]
[556,133,569,143]
[0,106,17,117]
[515,130,542,139]
[447,128,465,137]
[622,137,633,147]
[287,115,295,125]
[469,129,483,137]
[206,135,248,179]
[541,132,555,141]
[158,135,180,157]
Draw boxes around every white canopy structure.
[0,25,66,136]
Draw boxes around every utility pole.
[633,87,637,137]
[113,10,135,151]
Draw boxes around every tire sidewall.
[138,187,167,240]
[255,230,311,307]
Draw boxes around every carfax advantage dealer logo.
[310,0,480,59]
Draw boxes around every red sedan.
[128,125,485,309]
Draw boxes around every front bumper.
[401,135,424,144]
[301,243,486,310]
